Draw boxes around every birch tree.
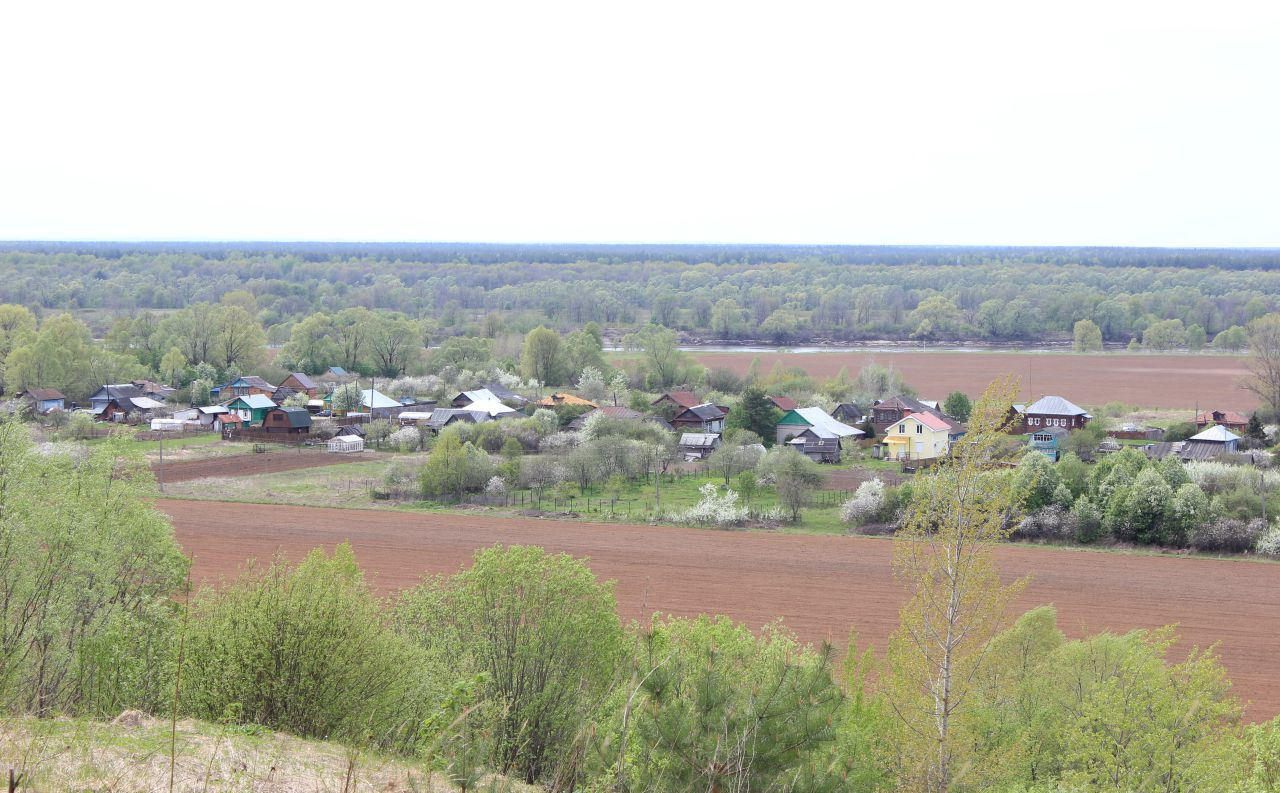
[883,377,1027,793]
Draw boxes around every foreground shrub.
[1012,505,1076,542]
[841,478,887,527]
[677,483,748,526]
[183,544,433,749]
[0,422,186,717]
[1190,517,1266,554]
[397,545,624,785]
[596,615,852,793]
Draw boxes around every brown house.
[1017,395,1091,433]
[652,391,701,411]
[261,406,313,434]
[1194,409,1248,432]
[279,372,319,398]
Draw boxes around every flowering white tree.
[841,478,887,526]
[677,483,748,527]
[388,425,421,453]
[577,366,607,403]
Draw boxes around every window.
[899,424,905,433]
[916,424,922,434]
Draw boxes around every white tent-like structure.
[327,435,365,453]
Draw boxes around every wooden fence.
[224,428,312,445]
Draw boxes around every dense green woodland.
[2,243,1279,344]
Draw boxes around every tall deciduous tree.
[1072,318,1103,352]
[884,377,1027,793]
[367,313,420,377]
[521,325,566,385]
[623,324,690,389]
[1246,313,1280,414]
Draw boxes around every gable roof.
[95,383,144,400]
[536,393,598,407]
[676,403,726,421]
[481,382,524,402]
[768,395,799,411]
[425,408,490,429]
[232,375,277,391]
[457,388,499,404]
[599,406,643,419]
[655,391,700,409]
[1195,409,1248,426]
[24,388,65,401]
[876,395,929,413]
[228,394,277,410]
[285,372,317,390]
[679,432,720,447]
[269,406,313,428]
[1025,395,1089,417]
[905,411,952,432]
[464,399,517,418]
[361,389,401,409]
[781,407,864,437]
[1189,424,1241,443]
[326,366,348,375]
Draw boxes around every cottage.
[89,383,145,413]
[452,388,500,408]
[1181,425,1241,459]
[262,406,313,434]
[831,403,865,425]
[480,382,528,406]
[786,427,842,463]
[652,391,701,411]
[871,395,964,438]
[18,388,65,414]
[1018,395,1091,432]
[881,412,951,461]
[279,372,319,398]
[132,379,177,401]
[224,394,277,426]
[535,393,598,408]
[567,405,645,431]
[225,376,277,398]
[775,407,864,446]
[767,395,799,412]
[1194,409,1249,433]
[424,407,493,432]
[97,395,167,422]
[359,389,403,419]
[318,366,353,382]
[671,403,727,434]
[1027,426,1068,461]
[679,432,721,460]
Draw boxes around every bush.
[1257,524,1280,556]
[1012,505,1076,542]
[397,545,624,784]
[1070,495,1104,543]
[388,425,421,452]
[1190,518,1266,554]
[677,483,748,526]
[1164,421,1199,442]
[841,478,887,526]
[183,544,432,749]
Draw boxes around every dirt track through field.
[158,499,1280,720]
[695,350,1255,411]
[155,450,387,483]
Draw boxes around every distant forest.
[3,242,1280,345]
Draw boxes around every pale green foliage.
[397,545,624,784]
[757,446,823,521]
[0,421,187,717]
[330,382,363,413]
[600,615,854,793]
[183,544,434,749]
[1012,450,1062,511]
[419,431,494,500]
[1072,318,1103,352]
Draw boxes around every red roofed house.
[652,391,701,411]
[768,395,799,412]
[1195,409,1248,433]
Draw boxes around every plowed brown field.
[695,350,1255,410]
[156,450,387,484]
[158,499,1280,720]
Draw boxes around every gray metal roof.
[1024,395,1089,416]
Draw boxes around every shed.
[262,406,313,434]
[679,432,721,460]
[786,427,842,463]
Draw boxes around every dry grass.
[0,712,528,793]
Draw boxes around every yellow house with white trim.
[882,412,951,461]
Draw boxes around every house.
[767,395,799,412]
[775,407,864,447]
[318,366,352,382]
[652,391,701,411]
[1027,426,1068,461]
[831,403,864,425]
[1194,409,1249,433]
[452,388,500,408]
[786,427,842,463]
[18,388,65,414]
[481,382,528,406]
[225,376,277,398]
[1181,425,1241,458]
[224,394,277,426]
[871,395,932,431]
[192,405,229,427]
[132,379,177,401]
[679,432,721,460]
[262,406,313,434]
[279,372,319,398]
[90,383,145,413]
[424,408,494,432]
[360,389,403,419]
[396,411,434,426]
[567,405,644,431]
[671,403,726,434]
[1017,395,1091,433]
[535,393,598,409]
[881,412,952,461]
[97,395,167,422]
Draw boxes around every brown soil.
[155,449,387,484]
[159,499,1280,721]
[696,350,1256,411]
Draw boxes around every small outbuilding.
[679,432,721,460]
[262,406,313,434]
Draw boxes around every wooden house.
[452,388,500,408]
[225,394,276,426]
[679,432,721,460]
[767,395,799,412]
[262,406,313,434]
[18,388,66,414]
[652,391,701,411]
[881,412,951,461]
[786,427,842,463]
[1017,395,1091,432]
[225,376,277,398]
[97,395,166,422]
[1027,426,1068,461]
[279,372,320,398]
[89,383,144,413]
[1194,409,1249,433]
[831,403,864,425]
[671,403,726,434]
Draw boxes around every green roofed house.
[225,394,276,426]
[262,406,313,434]
[775,406,865,447]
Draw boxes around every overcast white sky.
[1,1,1277,246]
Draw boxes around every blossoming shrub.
[678,483,748,527]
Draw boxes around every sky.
[1,1,1277,246]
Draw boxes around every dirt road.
[158,498,1280,719]
[694,350,1254,411]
